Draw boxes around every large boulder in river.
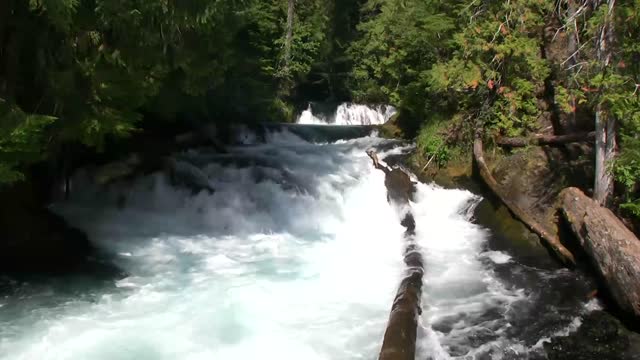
[0,181,91,273]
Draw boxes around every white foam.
[0,133,409,360]
[297,103,396,125]
[482,250,513,264]
[411,184,528,359]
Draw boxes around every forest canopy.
[1,0,639,219]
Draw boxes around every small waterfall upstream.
[297,103,396,125]
[0,105,598,359]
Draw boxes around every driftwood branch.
[496,132,595,148]
[420,153,437,173]
[473,137,576,265]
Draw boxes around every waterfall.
[0,127,597,360]
[297,103,396,126]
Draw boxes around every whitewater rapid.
[0,114,597,359]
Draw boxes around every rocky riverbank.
[402,142,640,356]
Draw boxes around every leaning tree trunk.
[284,0,295,70]
[593,0,617,206]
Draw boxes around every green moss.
[378,113,405,139]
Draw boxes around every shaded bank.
[402,145,640,357]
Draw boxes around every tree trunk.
[496,132,595,147]
[284,0,295,70]
[566,0,579,68]
[367,151,422,360]
[593,0,617,206]
[560,187,640,319]
[473,136,576,265]
[594,107,616,205]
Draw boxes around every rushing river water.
[0,106,600,359]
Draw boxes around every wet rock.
[92,154,142,186]
[166,158,215,194]
[544,311,640,360]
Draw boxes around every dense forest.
[1,0,639,221]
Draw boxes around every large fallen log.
[379,237,423,360]
[497,132,595,148]
[560,187,640,319]
[367,150,423,360]
[473,137,576,265]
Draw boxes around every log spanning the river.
[496,131,595,148]
[472,137,576,266]
[367,150,423,360]
[560,187,640,320]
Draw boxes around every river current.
[0,105,597,359]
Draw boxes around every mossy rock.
[378,112,405,139]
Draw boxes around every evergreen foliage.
[349,0,640,219]
[1,0,639,220]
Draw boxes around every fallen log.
[473,137,576,265]
[367,149,415,203]
[379,240,423,360]
[497,132,595,148]
[367,150,423,360]
[560,187,640,319]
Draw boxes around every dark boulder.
[544,311,640,360]
[0,181,91,274]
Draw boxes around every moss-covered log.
[560,187,640,319]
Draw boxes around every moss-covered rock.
[378,113,406,139]
[490,145,593,240]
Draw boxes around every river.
[0,104,598,359]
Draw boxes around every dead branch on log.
[367,149,391,174]
[473,136,576,266]
[496,132,595,148]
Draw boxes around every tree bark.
[593,0,617,206]
[473,136,576,265]
[366,150,422,360]
[560,187,640,319]
[566,0,580,68]
[496,132,595,147]
[284,0,295,70]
